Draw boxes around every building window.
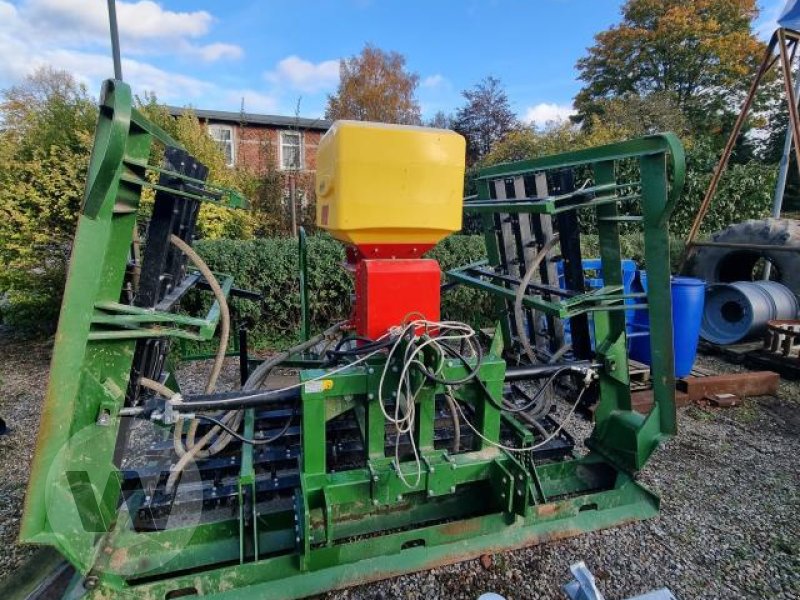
[208,124,235,166]
[280,131,304,170]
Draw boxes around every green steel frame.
[447,134,685,472]
[20,79,684,600]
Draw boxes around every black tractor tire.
[685,218,800,293]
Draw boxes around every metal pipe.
[765,37,800,279]
[173,387,301,413]
[106,0,123,80]
[681,32,778,270]
[505,360,598,382]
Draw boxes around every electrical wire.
[501,368,569,414]
[443,391,461,453]
[451,381,590,454]
[376,319,478,488]
[193,411,296,445]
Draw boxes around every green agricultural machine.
[21,79,685,599]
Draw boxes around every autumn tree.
[452,77,517,164]
[325,44,421,125]
[0,68,97,329]
[574,0,765,135]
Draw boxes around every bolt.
[502,477,507,484]
[368,367,375,374]
[373,499,380,506]
[372,475,379,482]
[501,492,506,498]
[295,536,301,543]
[517,489,523,496]
[517,474,523,481]
[396,494,403,502]
[429,466,435,473]
[450,485,456,493]
[392,365,399,373]
[368,393,375,400]
[84,576,99,590]
[428,490,434,497]
[451,463,456,470]
[448,361,454,368]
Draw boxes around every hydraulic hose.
[513,234,560,366]
[169,234,235,456]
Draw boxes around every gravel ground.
[0,337,798,599]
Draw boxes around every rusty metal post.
[680,33,778,271]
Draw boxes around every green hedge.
[191,232,690,347]
[191,234,493,346]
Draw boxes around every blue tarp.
[778,0,800,31]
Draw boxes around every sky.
[0,0,788,125]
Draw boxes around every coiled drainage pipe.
[700,281,799,345]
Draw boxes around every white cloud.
[186,42,243,63]
[27,0,212,42]
[522,102,576,127]
[265,56,340,94]
[11,0,242,62]
[422,74,447,88]
[0,0,283,114]
[223,89,279,114]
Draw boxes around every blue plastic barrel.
[557,259,638,347]
[629,273,705,378]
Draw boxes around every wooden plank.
[677,371,780,402]
[630,390,690,414]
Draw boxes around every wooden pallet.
[699,339,800,379]
[628,359,651,391]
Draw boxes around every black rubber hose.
[505,361,598,381]
[193,411,295,445]
[172,387,301,412]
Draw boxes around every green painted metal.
[21,91,682,599]
[298,226,310,342]
[448,133,684,473]
[20,79,246,570]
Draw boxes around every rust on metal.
[677,371,779,402]
[764,319,800,358]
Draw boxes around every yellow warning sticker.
[304,379,334,393]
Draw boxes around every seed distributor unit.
[20,79,685,599]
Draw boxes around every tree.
[0,68,96,330]
[426,111,453,129]
[137,95,255,240]
[453,77,517,164]
[574,0,765,135]
[1,66,96,158]
[325,44,421,125]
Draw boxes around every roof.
[166,106,332,131]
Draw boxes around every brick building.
[167,106,331,173]
[168,107,332,231]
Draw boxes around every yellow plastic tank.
[315,120,466,247]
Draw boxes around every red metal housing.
[354,259,441,339]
